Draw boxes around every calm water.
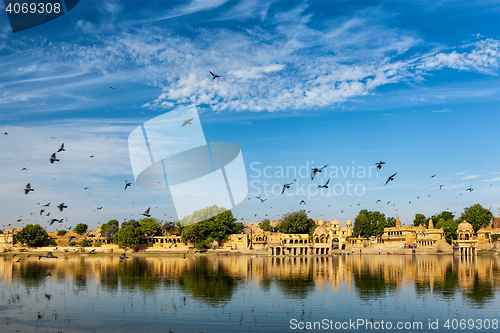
[0,254,499,333]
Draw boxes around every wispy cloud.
[1,5,499,115]
[462,175,480,180]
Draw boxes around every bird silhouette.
[466,186,473,192]
[58,203,67,211]
[376,200,381,204]
[24,183,34,194]
[300,200,306,205]
[440,185,443,189]
[181,119,193,127]
[57,143,65,152]
[375,161,385,172]
[39,252,57,260]
[21,168,28,171]
[259,198,267,202]
[84,187,88,190]
[43,202,50,207]
[143,207,151,217]
[90,155,94,158]
[50,153,59,163]
[387,201,391,205]
[281,183,293,194]
[4,132,7,135]
[119,253,128,262]
[384,172,397,185]
[209,71,220,80]
[311,165,328,180]
[430,174,436,178]
[317,179,330,189]
[124,180,132,190]
[40,209,45,215]
[110,86,116,89]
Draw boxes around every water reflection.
[1,254,499,307]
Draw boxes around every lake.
[0,254,499,332]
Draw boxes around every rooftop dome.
[457,220,473,231]
[313,225,328,235]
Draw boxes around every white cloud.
[481,177,500,182]
[1,6,499,114]
[462,175,480,180]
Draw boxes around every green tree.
[353,210,387,238]
[413,214,427,227]
[101,219,119,241]
[277,211,316,235]
[179,205,228,226]
[491,234,500,242]
[57,230,67,236]
[435,218,460,243]
[259,219,273,232]
[74,223,88,235]
[138,217,161,236]
[181,208,242,249]
[161,221,180,235]
[113,219,141,248]
[459,204,493,232]
[16,224,49,247]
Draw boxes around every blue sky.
[0,0,499,231]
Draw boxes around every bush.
[69,242,76,246]
[491,234,500,242]
[80,239,90,247]
[48,239,57,246]
[57,230,67,236]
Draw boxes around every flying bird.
[84,187,88,190]
[110,86,116,89]
[181,119,193,127]
[317,179,330,189]
[49,219,60,226]
[58,203,67,211]
[209,71,220,80]
[119,253,128,262]
[384,172,397,185]
[40,209,45,215]
[281,183,293,194]
[311,165,328,180]
[387,201,391,205]
[300,200,306,205]
[50,153,59,163]
[124,180,132,190]
[466,186,473,192]
[44,202,50,207]
[375,161,385,172]
[24,183,34,194]
[57,143,65,152]
[440,185,443,189]
[376,200,381,204]
[21,168,28,171]
[96,207,103,210]
[259,198,267,202]
[430,174,436,178]
[4,132,7,135]
[143,207,151,217]
[90,155,94,158]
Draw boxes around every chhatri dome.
[457,220,473,231]
[313,225,329,236]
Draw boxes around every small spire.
[428,218,434,229]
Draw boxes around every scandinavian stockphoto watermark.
[249,161,379,199]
